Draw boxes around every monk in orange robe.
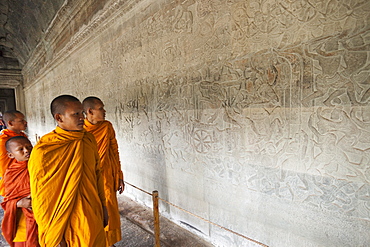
[1,136,39,247]
[83,96,124,247]
[0,110,28,196]
[28,95,108,247]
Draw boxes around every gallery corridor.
[1,0,369,246]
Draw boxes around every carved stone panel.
[24,0,370,246]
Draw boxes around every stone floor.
[0,195,214,247]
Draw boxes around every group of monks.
[0,95,125,247]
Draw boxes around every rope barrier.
[125,181,269,247]
[125,181,152,196]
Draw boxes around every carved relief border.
[22,0,146,90]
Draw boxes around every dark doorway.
[0,88,16,114]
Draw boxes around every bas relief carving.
[104,0,370,222]
[25,0,370,237]
[111,39,369,219]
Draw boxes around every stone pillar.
[0,69,24,113]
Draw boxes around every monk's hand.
[17,195,32,210]
[103,205,109,227]
[57,238,67,247]
[118,179,125,194]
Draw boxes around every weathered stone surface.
[0,0,65,68]
[0,69,24,112]
[17,0,370,246]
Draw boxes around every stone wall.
[23,0,370,246]
[0,69,24,113]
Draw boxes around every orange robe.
[0,129,28,196]
[1,160,39,247]
[84,120,123,246]
[28,127,106,247]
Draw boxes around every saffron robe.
[1,160,39,247]
[0,129,28,196]
[28,127,106,247]
[84,120,123,246]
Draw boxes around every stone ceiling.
[0,0,65,70]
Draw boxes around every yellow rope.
[125,181,269,247]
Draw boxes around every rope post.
[152,190,161,247]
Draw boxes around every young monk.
[83,96,124,247]
[28,95,108,247]
[1,136,39,247]
[0,110,28,196]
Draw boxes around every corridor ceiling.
[0,0,65,70]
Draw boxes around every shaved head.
[3,110,23,124]
[5,136,31,152]
[51,95,81,117]
[82,96,102,112]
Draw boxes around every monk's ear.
[87,108,94,115]
[55,113,63,123]
[7,152,15,159]
[6,120,13,127]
